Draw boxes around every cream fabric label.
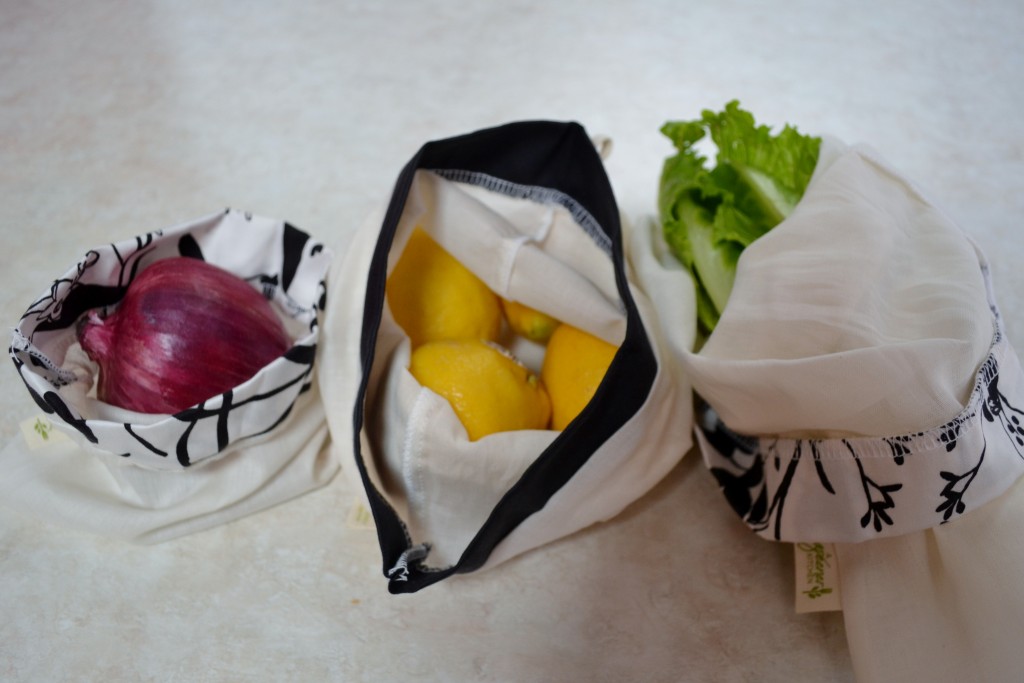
[794,542,842,613]
[19,415,71,451]
[346,501,376,530]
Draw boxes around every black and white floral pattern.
[9,209,332,470]
[698,281,1024,543]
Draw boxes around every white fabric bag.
[637,138,1024,682]
[318,121,696,593]
[4,209,338,542]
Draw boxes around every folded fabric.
[836,477,1024,683]
[0,387,334,543]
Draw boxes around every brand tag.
[346,501,376,530]
[19,415,71,451]
[794,542,842,613]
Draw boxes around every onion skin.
[77,257,292,414]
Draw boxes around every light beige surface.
[1,1,1021,681]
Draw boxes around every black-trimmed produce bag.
[318,121,695,593]
[4,209,337,542]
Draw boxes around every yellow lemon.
[541,324,619,431]
[387,228,502,347]
[409,339,552,441]
[500,298,560,344]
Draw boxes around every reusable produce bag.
[641,138,1024,682]
[318,121,695,593]
[4,209,338,542]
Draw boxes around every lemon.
[541,324,619,430]
[500,298,560,344]
[409,339,552,441]
[387,228,502,347]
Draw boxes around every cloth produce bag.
[318,121,696,593]
[4,209,338,543]
[640,137,1024,682]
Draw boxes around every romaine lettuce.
[658,101,821,332]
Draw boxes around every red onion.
[77,257,292,414]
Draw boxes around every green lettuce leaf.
[658,100,821,332]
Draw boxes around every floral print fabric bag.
[640,138,1024,682]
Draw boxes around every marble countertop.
[2,1,1022,681]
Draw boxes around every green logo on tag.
[20,414,71,450]
[33,417,53,441]
[797,542,834,599]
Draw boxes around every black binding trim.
[353,121,658,593]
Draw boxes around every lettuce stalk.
[658,101,821,332]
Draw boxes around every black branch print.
[883,435,913,465]
[702,404,773,531]
[937,442,985,522]
[849,440,903,532]
[810,440,836,494]
[765,440,804,540]
[982,370,1024,458]
[694,342,1024,541]
[709,450,765,524]
[711,438,804,541]
[938,420,962,453]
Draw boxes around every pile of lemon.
[387,228,618,441]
